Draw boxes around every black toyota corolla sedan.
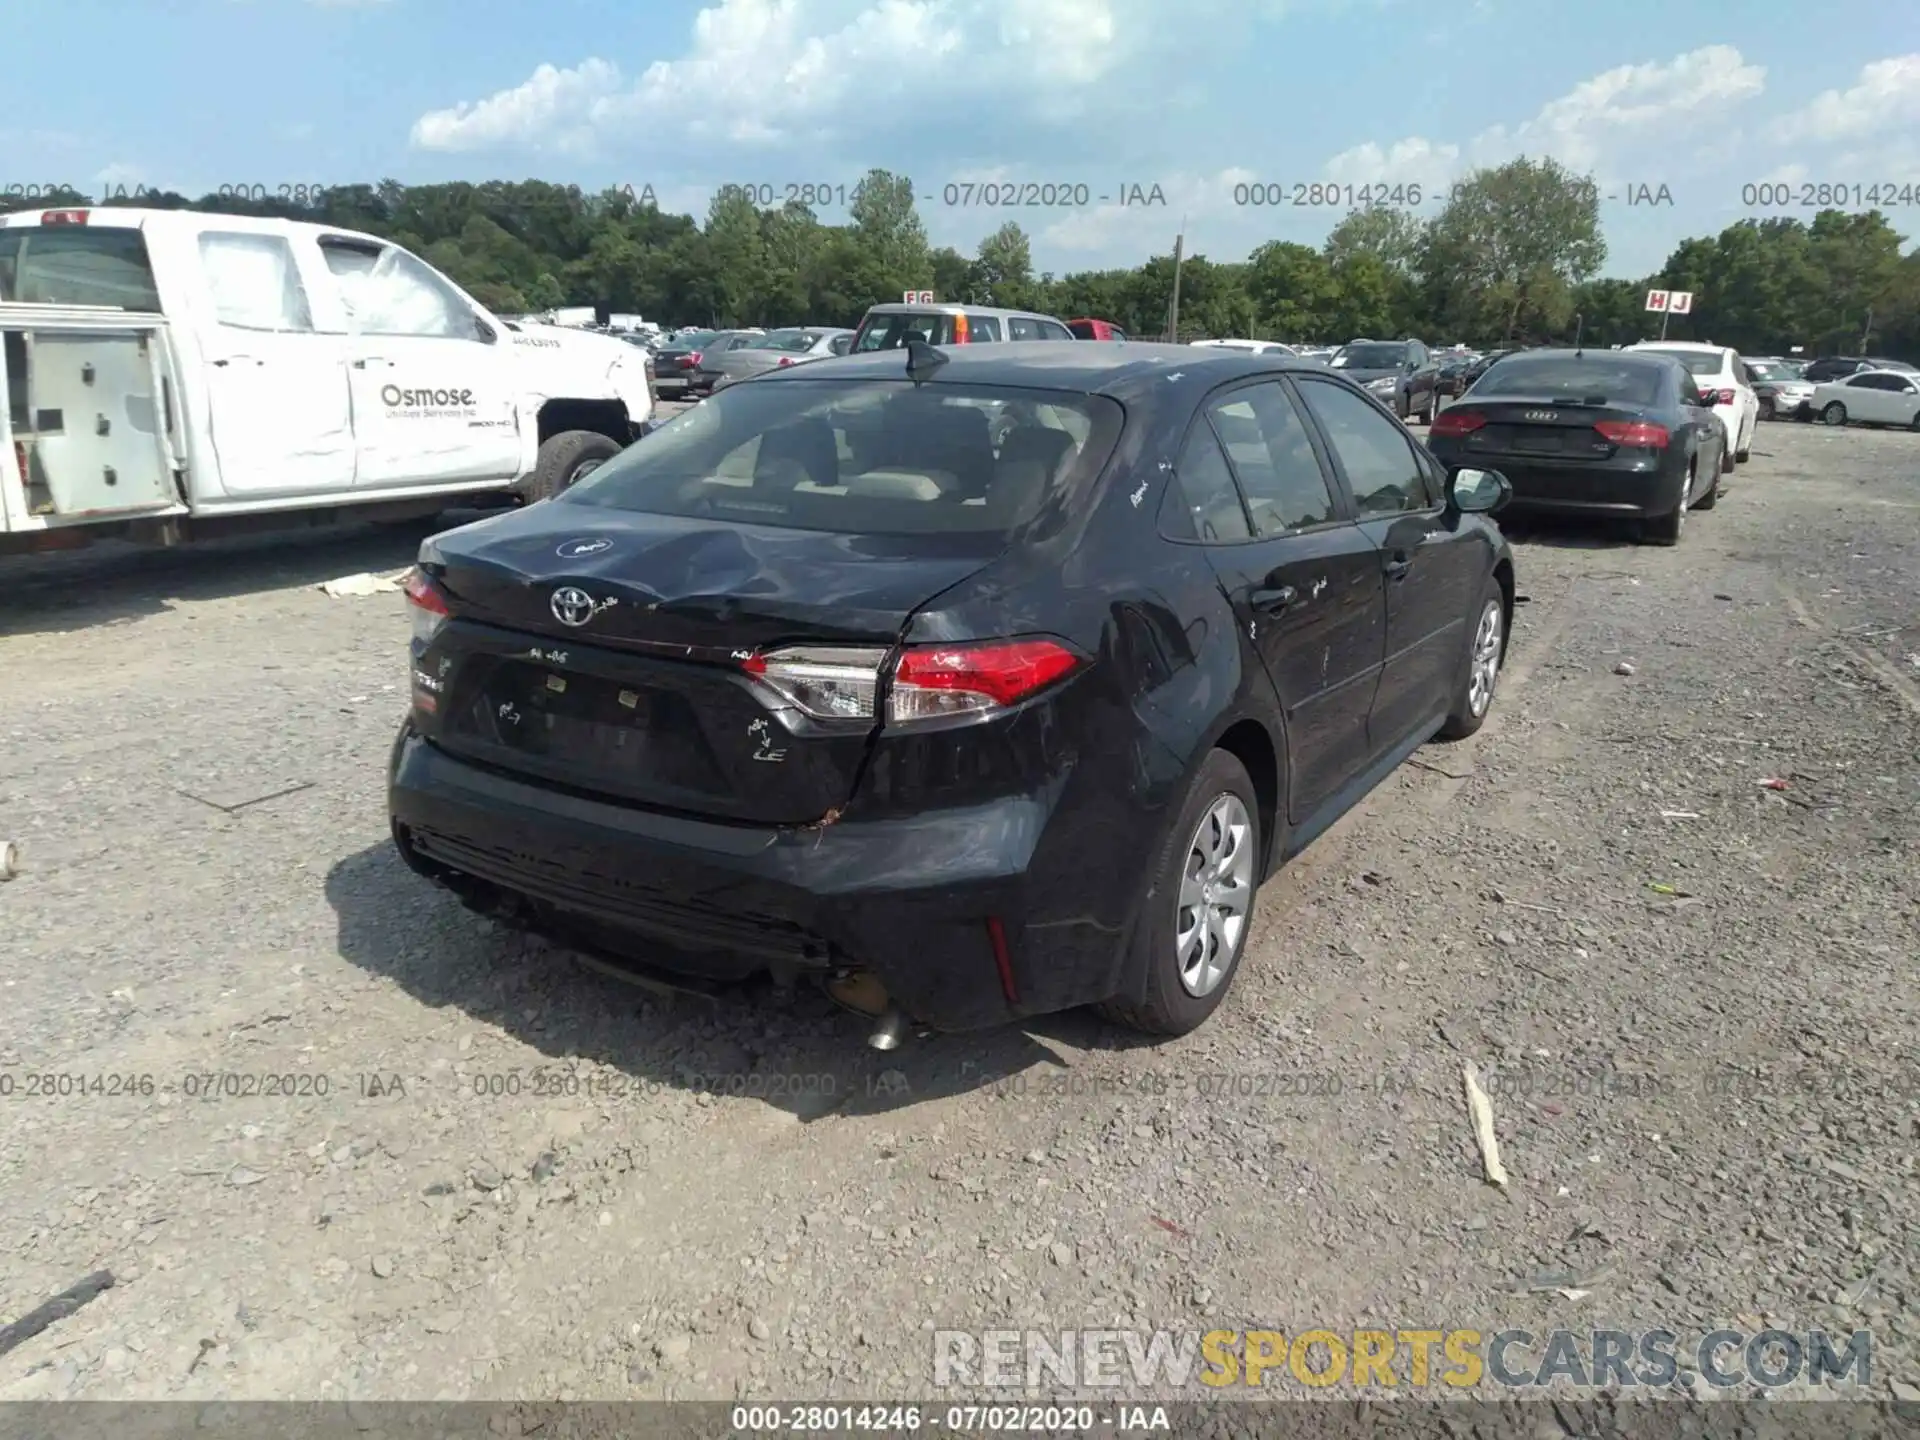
[1429,348,1728,545]
[390,342,1516,1041]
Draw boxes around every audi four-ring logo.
[550,587,616,626]
[1523,410,1557,421]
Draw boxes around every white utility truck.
[0,206,654,556]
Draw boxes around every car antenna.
[905,338,948,385]
[1572,312,1585,356]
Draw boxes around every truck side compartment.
[1,303,186,542]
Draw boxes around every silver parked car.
[709,327,856,392]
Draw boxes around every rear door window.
[854,312,954,350]
[0,225,163,309]
[963,314,1003,341]
[1008,317,1047,341]
[198,232,314,332]
[564,378,1122,538]
[1203,382,1339,534]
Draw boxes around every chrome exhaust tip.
[866,1006,909,1052]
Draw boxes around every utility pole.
[1658,306,1670,342]
[1165,224,1186,342]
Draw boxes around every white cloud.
[1326,45,1766,187]
[411,58,624,154]
[1769,54,1920,144]
[409,0,1275,154]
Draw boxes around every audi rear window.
[1470,356,1668,405]
[561,378,1122,538]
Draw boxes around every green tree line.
[7,157,1918,358]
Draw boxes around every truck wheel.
[521,431,624,503]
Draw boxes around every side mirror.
[1449,467,1510,514]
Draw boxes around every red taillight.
[740,638,1082,726]
[11,441,27,485]
[683,352,702,368]
[890,639,1080,721]
[1429,409,1486,437]
[1594,419,1670,448]
[404,567,452,645]
[40,209,88,226]
[1713,388,1735,404]
[777,356,795,367]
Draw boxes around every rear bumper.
[1437,448,1682,518]
[386,727,1116,1031]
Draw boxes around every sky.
[5,0,1917,279]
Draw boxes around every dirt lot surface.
[2,420,1917,1406]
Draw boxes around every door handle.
[1249,584,1298,612]
[1384,552,1412,579]
[352,357,387,369]
[210,357,258,367]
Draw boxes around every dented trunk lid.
[413,503,997,825]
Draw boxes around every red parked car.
[1067,318,1129,341]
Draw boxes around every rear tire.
[1096,749,1261,1038]
[519,430,624,503]
[1643,462,1690,546]
[1694,463,1720,509]
[1822,402,1848,427]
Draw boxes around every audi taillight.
[404,566,452,645]
[1429,409,1486,437]
[683,352,702,368]
[1594,419,1670,448]
[741,638,1082,726]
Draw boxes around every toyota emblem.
[555,537,612,558]
[550,586,598,627]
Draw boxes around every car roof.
[1629,341,1725,352]
[861,303,1062,322]
[757,339,1334,402]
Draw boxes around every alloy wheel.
[1467,599,1502,717]
[1174,795,1254,998]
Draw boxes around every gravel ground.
[1,419,1916,1407]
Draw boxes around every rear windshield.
[750,330,821,352]
[562,378,1123,537]
[0,225,163,309]
[1635,348,1722,377]
[672,330,718,349]
[1471,356,1667,406]
[1746,360,1801,380]
[854,312,960,349]
[1068,320,1125,340]
[1332,343,1407,368]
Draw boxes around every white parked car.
[1188,338,1299,357]
[1810,369,1920,429]
[1628,341,1758,465]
